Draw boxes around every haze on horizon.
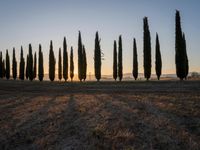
[0,0,199,76]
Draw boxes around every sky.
[0,0,199,76]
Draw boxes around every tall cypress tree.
[133,38,138,80]
[63,37,68,81]
[38,44,44,81]
[0,52,2,78]
[176,10,183,80]
[12,48,17,80]
[2,60,5,78]
[49,40,55,81]
[82,45,87,81]
[143,17,151,80]
[33,52,37,79]
[26,54,29,79]
[155,33,162,80]
[58,48,62,81]
[118,35,123,81]
[183,33,189,79]
[6,50,10,80]
[28,44,34,81]
[78,31,83,81]
[70,47,74,81]
[94,31,101,81]
[113,40,117,81]
[19,46,25,80]
[175,10,189,80]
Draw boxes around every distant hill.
[42,73,185,81]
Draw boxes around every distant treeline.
[0,10,188,82]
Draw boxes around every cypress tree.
[33,52,37,79]
[12,48,17,80]
[6,50,10,80]
[26,54,29,79]
[183,33,189,79]
[70,47,74,81]
[133,38,138,80]
[0,52,2,78]
[49,40,55,81]
[94,31,101,81]
[155,33,162,80]
[143,17,151,80]
[78,31,83,81]
[58,48,62,81]
[176,10,183,80]
[82,45,87,81]
[28,44,34,81]
[2,60,5,78]
[19,46,25,80]
[63,37,68,81]
[175,10,189,80]
[118,35,123,81]
[38,44,44,81]
[113,40,117,81]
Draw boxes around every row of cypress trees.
[113,18,162,81]
[0,45,40,81]
[131,31,162,81]
[58,37,75,81]
[48,38,76,82]
[0,34,177,83]
[131,10,188,81]
[46,38,76,82]
[0,11,189,81]
[0,37,76,82]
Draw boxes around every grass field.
[0,80,200,150]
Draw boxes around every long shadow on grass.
[92,94,143,149]
[0,95,58,150]
[86,93,199,150]
[0,95,38,110]
[39,94,94,149]
[116,93,200,137]
[109,93,200,150]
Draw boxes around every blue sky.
[0,0,199,75]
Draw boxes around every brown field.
[0,80,200,150]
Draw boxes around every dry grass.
[0,80,200,150]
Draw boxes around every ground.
[0,80,200,150]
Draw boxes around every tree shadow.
[0,92,199,150]
[0,95,58,150]
[107,93,200,150]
